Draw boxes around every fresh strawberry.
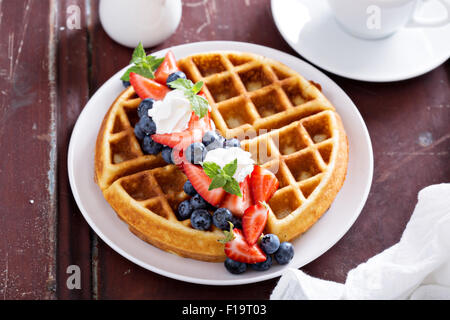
[154,50,180,84]
[221,176,253,217]
[242,203,269,246]
[250,165,279,203]
[129,72,170,100]
[152,111,213,163]
[182,162,226,206]
[223,228,266,264]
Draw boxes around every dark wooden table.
[0,0,448,300]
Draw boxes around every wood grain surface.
[0,0,448,300]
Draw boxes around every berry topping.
[151,112,212,159]
[202,131,225,148]
[161,146,173,164]
[167,71,187,87]
[222,227,266,264]
[122,80,131,88]
[137,98,154,118]
[176,200,193,221]
[141,135,163,155]
[190,193,208,210]
[129,72,170,101]
[182,162,226,207]
[230,215,242,230]
[212,208,233,230]
[190,209,212,231]
[220,176,252,217]
[260,234,280,255]
[185,142,207,165]
[137,115,156,136]
[224,138,241,148]
[250,255,273,272]
[224,258,247,275]
[154,50,180,85]
[134,123,146,141]
[183,180,197,197]
[250,165,279,203]
[242,203,269,246]
[274,242,294,265]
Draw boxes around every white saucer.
[68,41,373,285]
[271,0,450,82]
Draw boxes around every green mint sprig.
[202,159,242,197]
[120,42,164,81]
[167,78,209,119]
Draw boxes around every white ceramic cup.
[99,0,182,48]
[327,0,450,39]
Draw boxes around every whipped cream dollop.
[203,147,255,183]
[147,89,193,134]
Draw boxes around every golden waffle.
[94,51,348,262]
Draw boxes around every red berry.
[242,203,269,246]
[129,72,170,100]
[154,50,180,85]
[250,165,279,203]
[224,229,266,264]
[182,162,226,207]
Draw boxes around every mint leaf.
[192,81,204,94]
[209,175,227,190]
[201,159,242,197]
[121,65,154,81]
[190,95,209,119]
[223,179,242,197]
[168,78,195,91]
[202,162,221,178]
[131,42,146,64]
[223,159,238,177]
[121,42,163,81]
[167,78,209,119]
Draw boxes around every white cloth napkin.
[271,183,450,300]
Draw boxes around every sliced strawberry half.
[152,111,213,165]
[154,50,180,84]
[182,162,226,206]
[129,72,170,100]
[242,203,269,246]
[224,228,266,264]
[250,165,279,203]
[221,176,253,217]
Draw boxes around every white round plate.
[68,41,373,285]
[271,0,450,82]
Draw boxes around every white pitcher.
[99,0,182,48]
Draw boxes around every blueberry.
[166,71,187,87]
[230,215,242,230]
[190,193,208,210]
[250,255,273,271]
[122,80,131,88]
[183,180,197,197]
[224,138,241,148]
[176,200,193,221]
[141,135,163,155]
[274,242,294,265]
[260,234,280,255]
[161,147,173,164]
[134,123,146,141]
[224,258,247,274]
[137,98,154,118]
[190,209,212,231]
[202,131,225,147]
[185,142,207,165]
[137,115,156,135]
[212,208,233,230]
